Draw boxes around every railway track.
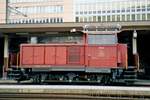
[0,93,147,100]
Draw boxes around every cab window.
[88,34,117,44]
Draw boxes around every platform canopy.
[0,21,150,34]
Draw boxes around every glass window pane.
[76,17,79,22]
[93,16,96,22]
[88,34,117,44]
[98,16,101,22]
[131,14,135,21]
[80,17,84,22]
[88,16,92,22]
[147,14,150,20]
[117,15,120,21]
[112,15,115,21]
[84,17,87,22]
[142,14,146,20]
[107,15,111,21]
[137,14,141,20]
[102,16,106,22]
[122,15,125,21]
[127,14,130,21]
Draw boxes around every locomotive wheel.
[96,75,103,83]
[100,75,111,85]
[32,74,42,84]
[66,73,77,82]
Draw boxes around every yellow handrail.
[16,53,19,68]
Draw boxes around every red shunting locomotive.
[8,25,136,84]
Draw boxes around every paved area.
[0,85,150,98]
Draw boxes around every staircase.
[123,66,137,84]
[7,68,22,81]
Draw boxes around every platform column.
[3,35,9,79]
[132,30,139,70]
[132,30,137,54]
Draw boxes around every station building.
[75,0,150,22]
[0,0,150,24]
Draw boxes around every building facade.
[75,0,150,22]
[7,0,73,24]
[0,0,149,24]
[0,0,6,24]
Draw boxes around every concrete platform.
[0,79,17,84]
[0,85,150,98]
[0,79,32,84]
[134,80,150,86]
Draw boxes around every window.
[98,11,101,14]
[141,5,146,12]
[9,0,62,3]
[148,4,150,11]
[76,12,79,14]
[127,9,130,12]
[60,18,63,23]
[93,11,96,14]
[147,14,150,20]
[98,16,101,22]
[88,34,117,45]
[89,11,92,14]
[102,11,106,13]
[13,5,64,15]
[80,17,84,22]
[148,4,150,8]
[56,18,59,23]
[137,14,141,20]
[76,17,79,22]
[117,15,120,21]
[131,14,135,21]
[80,12,83,14]
[84,17,88,22]
[102,16,106,22]
[131,6,135,12]
[112,15,115,21]
[107,10,110,13]
[88,16,92,22]
[122,15,125,21]
[84,11,87,14]
[38,35,83,44]
[142,14,146,20]
[117,10,120,13]
[53,18,56,23]
[107,15,111,21]
[137,9,141,12]
[93,16,96,22]
[127,14,130,21]
[121,9,125,13]
[112,10,115,13]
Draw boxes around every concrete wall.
[0,0,6,24]
[63,0,74,22]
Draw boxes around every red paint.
[20,44,127,69]
[56,47,67,65]
[22,46,33,65]
[86,45,117,68]
[33,46,44,65]
[117,44,128,68]
[45,47,55,65]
